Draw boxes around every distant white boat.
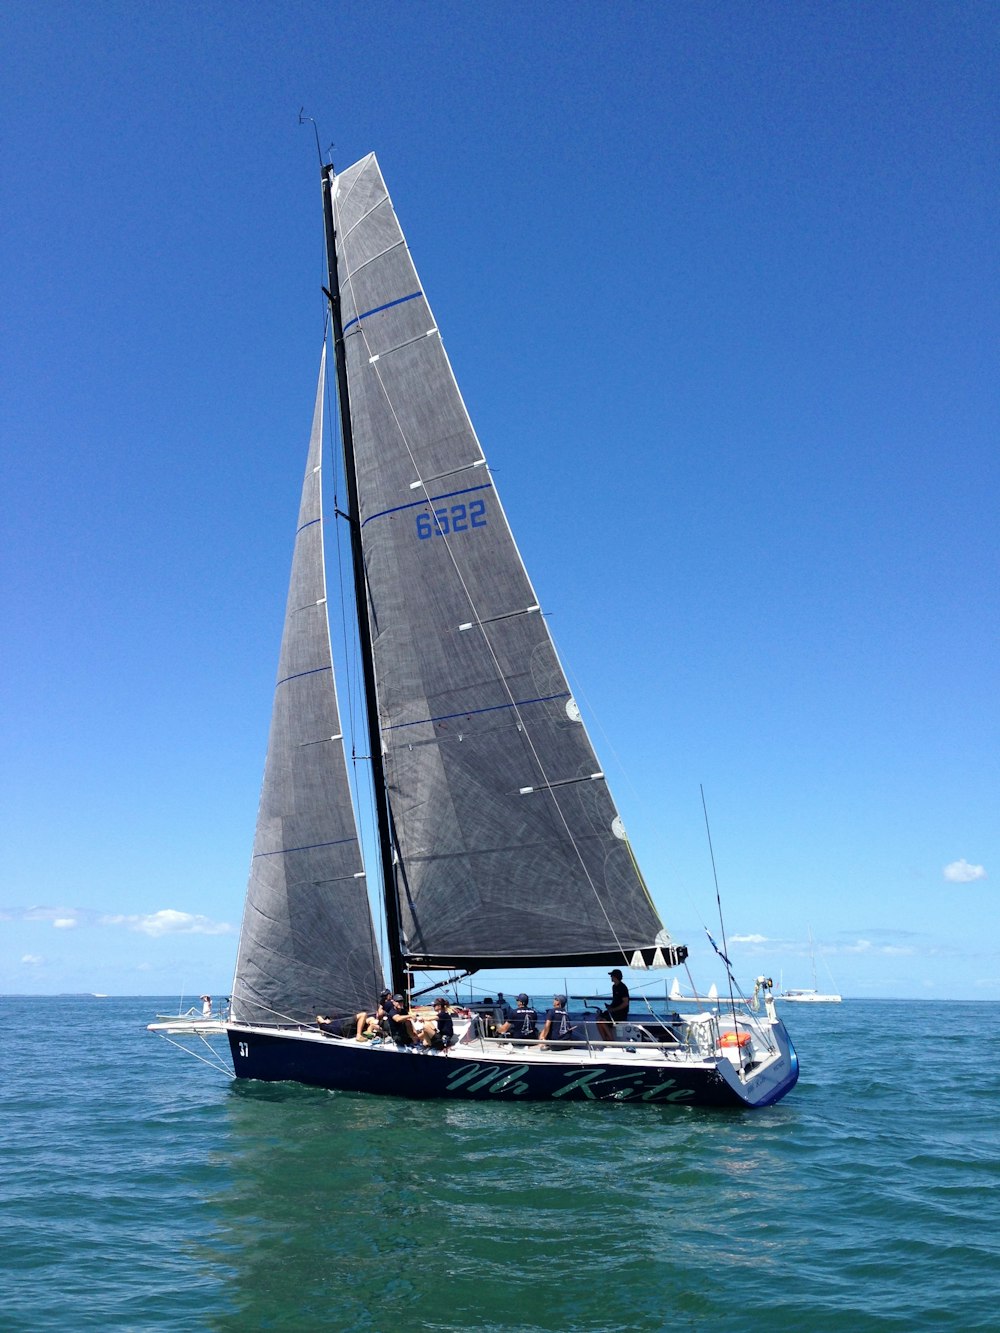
[777,988,842,1004]
[667,978,730,1004]
[777,929,842,1003]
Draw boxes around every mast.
[320,163,407,998]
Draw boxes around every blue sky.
[3,1,996,1002]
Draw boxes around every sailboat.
[152,154,798,1108]
[668,977,722,1004]
[777,929,842,1003]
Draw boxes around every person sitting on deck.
[317,988,392,1040]
[316,1010,380,1040]
[596,969,630,1042]
[352,989,392,1040]
[538,994,575,1048]
[361,990,392,1036]
[383,993,418,1046]
[496,993,538,1042]
[421,997,455,1051]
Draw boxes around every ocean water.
[2,997,997,1331]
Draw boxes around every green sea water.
[2,996,997,1330]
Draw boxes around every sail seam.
[345,237,406,280]
[338,184,388,241]
[299,873,368,886]
[253,836,358,858]
[343,290,422,335]
[275,665,332,687]
[385,691,570,732]
[360,481,492,528]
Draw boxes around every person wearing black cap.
[596,969,630,1042]
[496,993,538,1041]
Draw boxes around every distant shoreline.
[3,992,998,1004]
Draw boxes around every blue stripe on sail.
[253,837,357,859]
[362,482,493,528]
[296,517,322,535]
[386,692,570,732]
[343,290,422,334]
[276,665,332,687]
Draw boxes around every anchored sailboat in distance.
[778,928,842,1003]
[151,154,798,1107]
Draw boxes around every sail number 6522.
[416,500,487,540]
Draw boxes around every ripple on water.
[2,997,999,1330]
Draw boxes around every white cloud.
[944,859,987,884]
[2,904,234,936]
[102,909,233,937]
[731,933,769,944]
[832,936,917,957]
[21,954,43,965]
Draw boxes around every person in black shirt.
[317,988,391,1040]
[496,992,538,1041]
[596,968,630,1042]
[318,989,392,1040]
[539,994,575,1047]
[422,997,455,1051]
[384,993,417,1045]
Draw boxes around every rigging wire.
[149,1031,235,1079]
[700,784,752,1064]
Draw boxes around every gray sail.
[332,155,680,970]
[231,351,384,1024]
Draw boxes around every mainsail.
[331,155,676,971]
[230,351,384,1025]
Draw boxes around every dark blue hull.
[228,1027,798,1108]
